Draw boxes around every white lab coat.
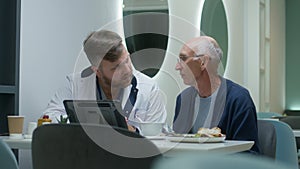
[43,69,167,126]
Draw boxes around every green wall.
[286,0,300,110]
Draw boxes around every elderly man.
[173,36,260,154]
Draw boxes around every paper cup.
[27,122,37,135]
[7,115,24,138]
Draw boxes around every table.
[293,130,300,137]
[1,136,32,149]
[151,139,254,156]
[1,136,254,156]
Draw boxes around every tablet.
[63,100,127,129]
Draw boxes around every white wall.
[222,0,260,108]
[223,0,285,113]
[243,0,260,109]
[19,0,122,168]
[269,0,285,113]
[223,0,246,84]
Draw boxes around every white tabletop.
[1,136,32,149]
[151,139,254,156]
[1,136,254,156]
[293,130,300,137]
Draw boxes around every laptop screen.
[63,100,128,129]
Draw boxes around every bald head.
[185,36,223,62]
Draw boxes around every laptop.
[63,100,128,129]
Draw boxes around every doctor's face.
[98,47,133,88]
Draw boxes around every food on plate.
[195,127,224,137]
[168,127,225,138]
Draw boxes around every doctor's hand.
[127,124,136,132]
[125,117,137,132]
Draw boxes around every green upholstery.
[258,119,298,169]
[280,116,300,162]
[0,139,19,169]
[257,112,283,119]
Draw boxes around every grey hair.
[189,37,223,63]
[207,40,223,62]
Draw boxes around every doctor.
[43,29,167,130]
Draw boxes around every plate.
[167,134,225,143]
[145,135,166,140]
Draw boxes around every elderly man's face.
[175,45,202,85]
[98,47,133,88]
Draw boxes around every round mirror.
[201,0,228,72]
[123,0,169,77]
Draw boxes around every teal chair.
[257,112,283,119]
[152,152,291,169]
[280,116,300,163]
[257,119,298,169]
[0,139,19,169]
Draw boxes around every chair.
[0,139,19,169]
[257,119,298,169]
[257,112,282,119]
[280,116,300,161]
[283,110,300,116]
[257,119,276,158]
[32,124,162,169]
[280,116,300,148]
[151,152,291,169]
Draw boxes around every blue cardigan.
[173,77,261,154]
